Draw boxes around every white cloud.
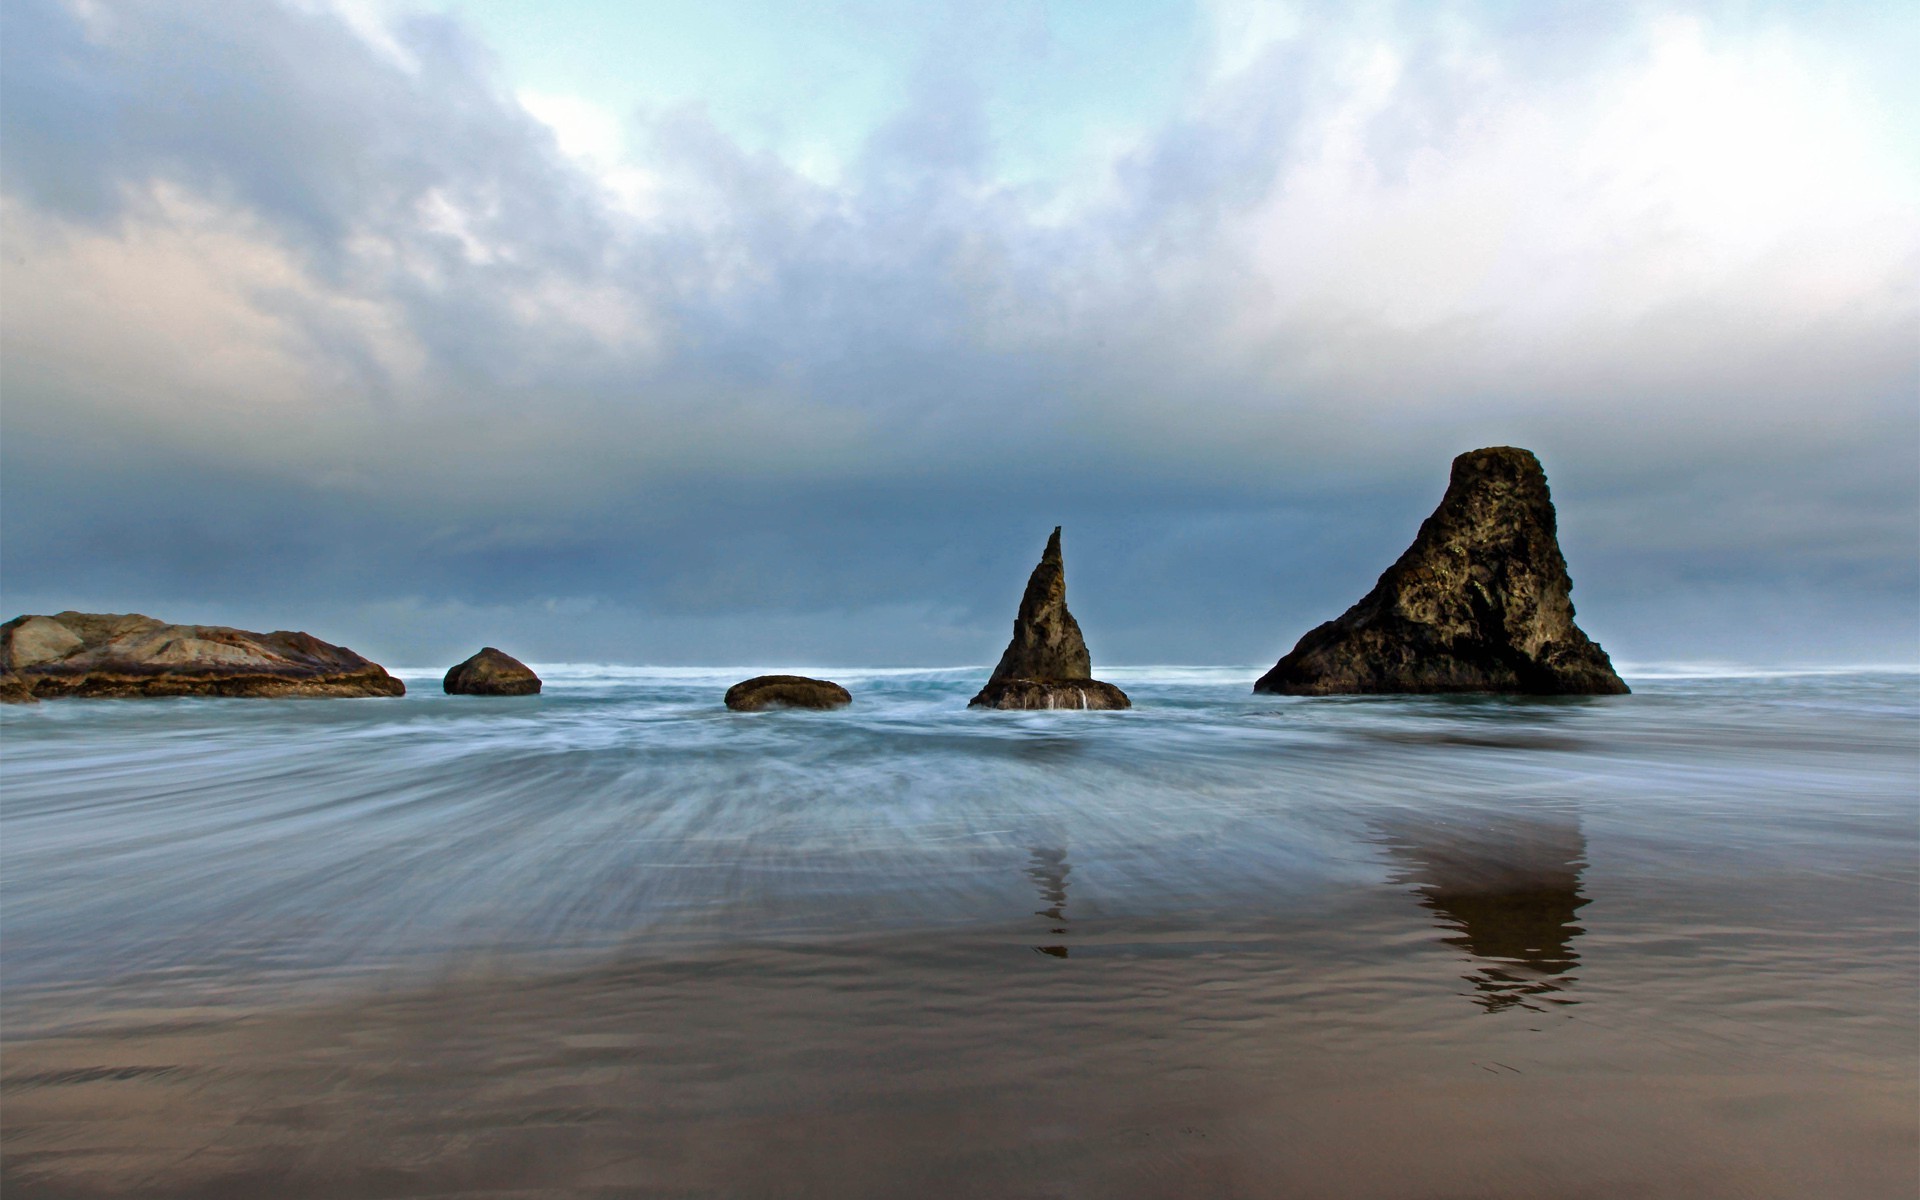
[0,185,424,435]
[1202,0,1305,81]
[295,0,422,72]
[416,186,503,265]
[518,88,661,218]
[518,89,624,163]
[1199,10,1917,406]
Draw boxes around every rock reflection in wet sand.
[1380,811,1589,1012]
[1026,846,1071,957]
[7,913,1911,1200]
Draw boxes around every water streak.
[2,668,1914,1016]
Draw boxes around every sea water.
[2,667,1915,1197]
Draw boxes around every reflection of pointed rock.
[1027,846,1071,957]
[1256,448,1628,695]
[970,529,1130,710]
[1382,814,1589,1013]
[1026,847,1071,924]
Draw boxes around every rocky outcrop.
[976,677,1131,711]
[724,675,852,711]
[969,527,1131,710]
[444,647,541,696]
[0,612,405,699]
[1254,447,1627,696]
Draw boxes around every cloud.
[1,0,1914,665]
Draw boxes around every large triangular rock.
[970,527,1130,710]
[1255,447,1628,696]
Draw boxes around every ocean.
[2,666,1915,1197]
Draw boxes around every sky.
[2,0,1915,668]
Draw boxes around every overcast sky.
[3,0,1915,668]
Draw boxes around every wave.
[1613,661,1920,680]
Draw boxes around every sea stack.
[724,675,852,711]
[444,647,542,695]
[1254,447,1628,696]
[0,612,405,699]
[969,528,1131,710]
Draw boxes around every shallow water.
[2,667,1915,1197]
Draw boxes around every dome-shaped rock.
[0,612,404,699]
[1254,447,1628,696]
[725,675,851,711]
[444,647,542,696]
[969,527,1131,710]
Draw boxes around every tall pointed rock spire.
[970,527,1130,710]
[1254,447,1627,695]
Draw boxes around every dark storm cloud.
[1,0,1914,665]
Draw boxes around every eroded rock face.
[0,612,405,699]
[444,647,542,696]
[969,527,1131,710]
[1254,447,1627,696]
[724,675,852,711]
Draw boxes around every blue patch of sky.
[440,0,1202,184]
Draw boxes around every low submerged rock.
[725,675,852,711]
[969,527,1131,711]
[0,612,405,699]
[1254,447,1628,696]
[444,647,542,696]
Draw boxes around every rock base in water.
[968,678,1131,710]
[1254,447,1627,696]
[0,612,404,699]
[444,647,541,695]
[725,675,852,711]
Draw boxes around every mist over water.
[3,668,1914,1198]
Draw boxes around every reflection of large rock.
[724,675,851,711]
[444,647,541,696]
[1256,447,1628,695]
[1381,814,1589,1013]
[0,612,405,699]
[969,528,1130,711]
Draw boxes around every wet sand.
[6,913,1913,1200]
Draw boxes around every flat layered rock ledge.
[0,612,405,702]
[969,527,1131,711]
[725,675,852,711]
[1255,447,1628,696]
